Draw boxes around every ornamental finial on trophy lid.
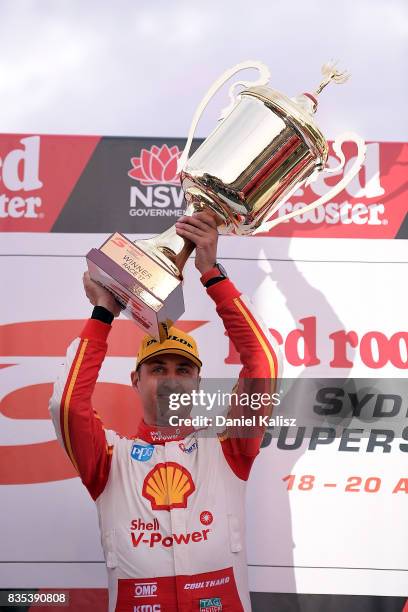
[315,60,350,95]
[292,60,351,116]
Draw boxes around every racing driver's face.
[130,354,200,426]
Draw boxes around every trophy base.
[86,233,184,341]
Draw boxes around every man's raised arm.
[175,212,282,480]
[49,273,121,500]
[205,277,282,479]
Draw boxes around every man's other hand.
[83,271,122,317]
[175,211,218,274]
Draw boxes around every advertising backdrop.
[0,135,407,238]
[1,134,407,609]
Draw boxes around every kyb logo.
[277,142,387,226]
[128,144,185,218]
[0,136,43,219]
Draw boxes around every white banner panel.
[0,234,407,596]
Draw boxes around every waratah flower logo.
[128,144,181,185]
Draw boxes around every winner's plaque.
[87,232,186,341]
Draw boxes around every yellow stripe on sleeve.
[63,339,89,472]
[233,297,276,380]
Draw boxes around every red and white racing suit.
[49,279,281,612]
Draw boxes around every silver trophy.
[88,61,366,339]
[177,60,366,234]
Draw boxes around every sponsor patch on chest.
[131,443,154,462]
[178,438,198,454]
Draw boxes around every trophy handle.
[177,60,270,174]
[253,132,367,233]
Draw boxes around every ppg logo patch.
[131,443,154,462]
[199,597,222,611]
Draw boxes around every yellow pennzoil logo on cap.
[142,462,195,510]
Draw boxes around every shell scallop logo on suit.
[142,462,196,510]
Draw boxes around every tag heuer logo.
[199,597,222,611]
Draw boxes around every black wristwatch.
[201,262,228,288]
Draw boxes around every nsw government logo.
[128,144,185,222]
[131,443,154,462]
[199,597,222,611]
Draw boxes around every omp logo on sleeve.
[142,462,195,510]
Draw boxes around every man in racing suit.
[49,212,281,612]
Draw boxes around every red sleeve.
[206,279,281,481]
[49,319,113,500]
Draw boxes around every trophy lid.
[241,63,351,167]
[241,85,328,166]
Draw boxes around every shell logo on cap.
[142,462,195,511]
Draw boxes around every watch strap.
[204,276,227,289]
[91,305,114,325]
[200,263,228,286]
[200,266,223,286]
